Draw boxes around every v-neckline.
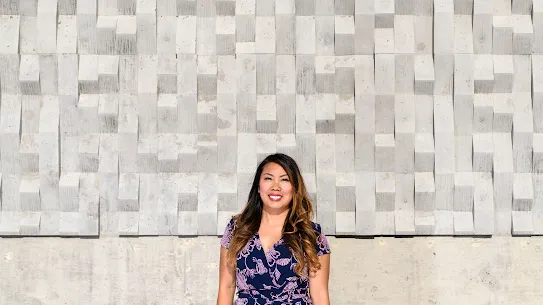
[256,232,283,255]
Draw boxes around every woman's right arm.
[216,246,236,305]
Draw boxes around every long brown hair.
[226,153,322,277]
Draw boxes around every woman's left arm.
[308,253,331,305]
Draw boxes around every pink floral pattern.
[220,219,331,305]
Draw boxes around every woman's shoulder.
[310,221,324,234]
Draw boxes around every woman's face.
[258,162,294,213]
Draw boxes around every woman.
[216,153,331,305]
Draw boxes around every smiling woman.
[216,153,331,305]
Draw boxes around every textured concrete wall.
[2,236,543,305]
[1,0,543,238]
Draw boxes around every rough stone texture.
[0,0,543,237]
[0,236,543,304]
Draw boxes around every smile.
[268,195,282,201]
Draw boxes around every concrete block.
[394,174,414,226]
[98,95,119,133]
[415,133,435,172]
[0,16,20,54]
[56,15,77,53]
[237,133,256,173]
[0,55,20,93]
[414,211,435,235]
[236,14,255,43]
[77,14,97,54]
[255,55,275,95]
[534,57,543,132]
[413,95,432,133]
[453,212,475,235]
[454,54,474,95]
[19,212,41,236]
[177,211,198,235]
[430,54,453,95]
[315,134,335,173]
[1,95,22,174]
[413,17,433,54]
[434,0,454,54]
[138,56,158,94]
[116,16,137,54]
[512,15,534,54]
[375,211,395,235]
[534,134,543,173]
[57,55,78,95]
[435,173,454,211]
[118,95,139,173]
[79,134,100,172]
[118,173,140,211]
[295,95,315,133]
[275,15,295,54]
[395,210,415,235]
[473,133,494,171]
[58,212,79,235]
[415,172,435,211]
[513,55,532,93]
[20,174,40,211]
[414,55,434,94]
[513,93,534,172]
[473,172,494,235]
[96,16,117,55]
[374,55,394,94]
[19,133,39,172]
[21,96,40,133]
[375,172,395,212]
[472,94,493,133]
[512,0,532,14]
[492,93,514,132]
[473,0,494,54]
[453,172,475,212]
[374,28,394,54]
[118,55,137,94]
[493,16,513,54]
[196,17,216,55]
[217,55,236,94]
[374,134,394,172]
[157,16,176,54]
[157,54,177,93]
[0,212,21,235]
[296,16,316,54]
[39,96,60,173]
[355,14,375,55]
[38,54,57,95]
[512,211,534,235]
[255,17,275,54]
[117,212,139,235]
[374,0,393,28]
[535,1,543,53]
[19,55,41,95]
[177,95,197,134]
[336,212,356,235]
[354,172,375,235]
[493,55,514,93]
[474,55,494,93]
[78,55,99,94]
[454,15,474,54]
[294,0,314,15]
[78,94,100,134]
[19,16,37,54]
[98,134,119,173]
[335,134,354,172]
[513,173,533,211]
[98,55,119,93]
[137,134,158,172]
[335,16,355,55]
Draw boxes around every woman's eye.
[282,179,289,182]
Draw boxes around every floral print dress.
[220,219,331,305]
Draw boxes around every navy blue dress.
[220,218,331,305]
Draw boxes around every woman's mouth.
[268,195,282,201]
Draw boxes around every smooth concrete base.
[1,236,543,305]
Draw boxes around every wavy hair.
[226,153,322,277]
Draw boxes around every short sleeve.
[220,218,236,249]
[313,222,331,256]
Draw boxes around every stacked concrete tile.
[1,0,543,237]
